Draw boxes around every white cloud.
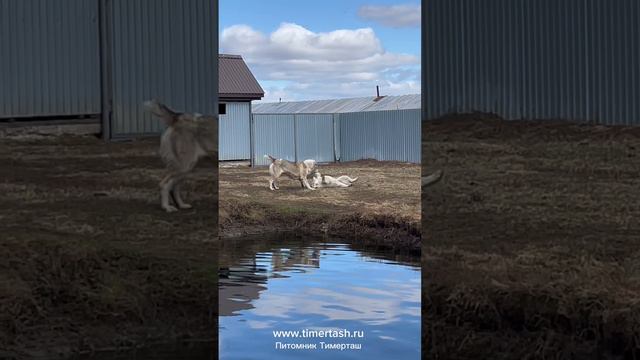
[220,23,420,102]
[357,4,421,28]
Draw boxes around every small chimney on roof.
[373,85,385,102]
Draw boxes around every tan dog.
[265,155,317,191]
[422,170,444,188]
[144,99,217,212]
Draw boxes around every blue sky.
[220,0,421,103]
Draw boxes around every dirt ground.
[422,114,640,359]
[219,160,421,253]
[0,135,218,359]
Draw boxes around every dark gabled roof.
[219,54,264,101]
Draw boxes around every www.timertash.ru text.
[273,329,364,351]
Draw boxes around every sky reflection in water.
[219,239,420,360]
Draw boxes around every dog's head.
[303,159,317,171]
[311,172,322,188]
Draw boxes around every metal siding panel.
[253,109,419,164]
[0,0,100,118]
[252,114,296,166]
[340,109,420,164]
[294,114,335,163]
[219,102,251,160]
[0,0,9,116]
[333,114,341,161]
[598,0,610,124]
[424,0,640,126]
[109,0,216,137]
[632,0,637,125]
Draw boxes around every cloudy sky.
[220,0,420,103]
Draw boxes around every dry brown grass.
[0,136,217,359]
[220,160,420,220]
[219,160,421,253]
[422,114,640,358]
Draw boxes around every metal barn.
[252,94,421,166]
[0,0,218,138]
[218,54,264,161]
[424,0,640,126]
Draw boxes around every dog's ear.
[144,99,179,125]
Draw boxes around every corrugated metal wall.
[253,114,336,166]
[252,114,296,166]
[108,0,217,137]
[339,109,420,163]
[252,110,420,166]
[0,0,101,118]
[333,114,341,161]
[219,102,250,160]
[424,0,640,126]
[294,114,335,163]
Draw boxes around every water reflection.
[219,235,421,360]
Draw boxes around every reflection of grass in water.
[219,239,420,359]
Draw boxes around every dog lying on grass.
[144,99,216,212]
[311,172,358,188]
[264,155,317,191]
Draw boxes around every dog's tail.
[144,99,179,126]
[422,169,444,188]
[348,176,358,183]
[263,154,277,163]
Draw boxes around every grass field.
[0,135,217,359]
[219,160,421,253]
[422,114,640,359]
[7,115,635,358]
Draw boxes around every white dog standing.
[311,172,358,188]
[264,154,317,191]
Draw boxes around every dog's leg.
[302,178,316,190]
[171,179,192,209]
[300,168,315,190]
[337,176,357,185]
[268,165,281,190]
[160,173,179,212]
[268,165,275,190]
[269,177,281,190]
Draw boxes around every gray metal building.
[218,54,264,160]
[252,95,421,166]
[424,0,640,126]
[0,0,217,138]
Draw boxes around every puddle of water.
[219,235,421,360]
